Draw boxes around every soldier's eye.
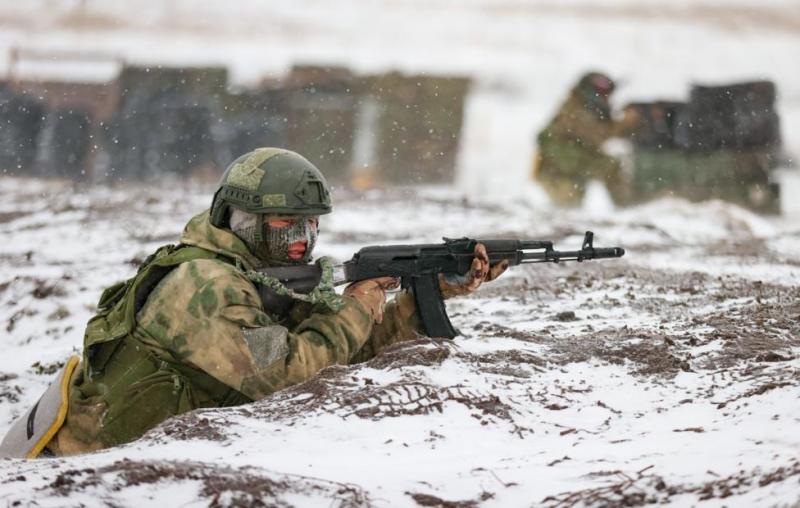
[268,219,293,228]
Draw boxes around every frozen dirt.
[0,177,798,507]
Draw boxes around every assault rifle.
[257,231,624,339]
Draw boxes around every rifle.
[257,231,624,339]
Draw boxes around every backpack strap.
[83,245,230,378]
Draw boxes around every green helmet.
[575,71,615,121]
[210,147,332,228]
[577,71,615,96]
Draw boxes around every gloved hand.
[438,243,508,299]
[344,276,400,323]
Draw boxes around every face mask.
[230,210,318,266]
[262,217,318,265]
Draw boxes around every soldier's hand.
[344,276,400,324]
[438,243,509,299]
[620,105,642,130]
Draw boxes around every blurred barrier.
[0,53,469,186]
[774,168,800,217]
[625,81,783,213]
[364,72,469,185]
[280,66,358,182]
[38,108,93,179]
[104,66,228,179]
[0,85,45,174]
[675,82,780,151]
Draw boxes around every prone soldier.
[0,148,506,457]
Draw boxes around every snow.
[0,0,799,202]
[0,179,798,506]
[0,0,799,505]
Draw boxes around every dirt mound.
[12,459,373,508]
[147,340,527,445]
[541,458,800,507]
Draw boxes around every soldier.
[0,148,505,458]
[534,71,636,206]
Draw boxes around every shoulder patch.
[242,326,289,369]
[261,193,287,207]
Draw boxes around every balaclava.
[229,209,318,266]
[578,73,615,121]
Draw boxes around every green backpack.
[71,244,249,448]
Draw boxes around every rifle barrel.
[520,246,624,263]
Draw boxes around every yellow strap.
[26,355,80,459]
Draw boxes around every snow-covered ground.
[0,1,799,505]
[0,178,798,506]
[0,0,798,200]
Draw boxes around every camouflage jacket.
[50,211,422,455]
[538,92,620,151]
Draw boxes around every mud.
[31,278,67,299]
[262,357,517,426]
[0,211,32,224]
[0,369,22,405]
[30,359,66,375]
[155,340,524,444]
[541,458,800,507]
[462,349,547,378]
[366,339,453,370]
[407,491,494,508]
[31,459,373,508]
[159,416,229,442]
[479,263,800,377]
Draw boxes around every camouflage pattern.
[48,211,422,455]
[534,73,631,206]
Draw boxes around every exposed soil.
[540,458,800,507]
[407,491,495,508]
[1,181,799,506]
[32,459,373,508]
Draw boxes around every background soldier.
[533,71,636,206]
[2,148,504,457]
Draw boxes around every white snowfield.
[0,177,798,507]
[0,0,798,199]
[0,1,799,505]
